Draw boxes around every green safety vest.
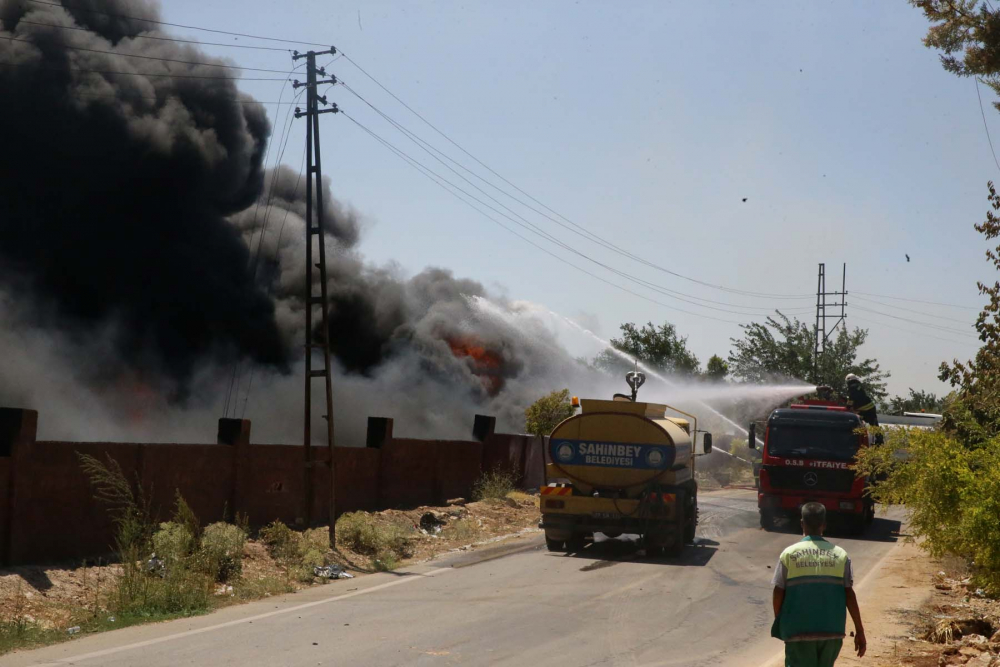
[771,536,848,641]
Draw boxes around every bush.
[199,522,246,583]
[259,521,299,562]
[472,468,516,502]
[857,427,1000,594]
[336,512,411,570]
[152,522,196,564]
[260,522,334,582]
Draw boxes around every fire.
[447,337,505,395]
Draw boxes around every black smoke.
[0,0,287,393]
[0,0,599,442]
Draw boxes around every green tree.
[885,388,947,415]
[705,355,729,382]
[727,312,888,401]
[939,182,1000,444]
[524,389,576,436]
[910,1,1000,105]
[593,321,700,377]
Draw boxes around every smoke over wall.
[0,1,802,445]
[0,0,605,442]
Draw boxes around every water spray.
[546,310,816,451]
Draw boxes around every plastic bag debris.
[314,565,354,579]
[146,555,165,577]
[419,512,447,534]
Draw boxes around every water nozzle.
[625,371,646,401]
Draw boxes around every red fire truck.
[749,402,874,534]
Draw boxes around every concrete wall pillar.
[472,414,496,442]
[0,408,38,565]
[219,418,251,522]
[365,417,394,449]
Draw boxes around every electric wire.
[11,18,294,51]
[852,294,977,325]
[852,304,978,338]
[976,77,1000,175]
[338,51,813,301]
[342,110,759,326]
[342,110,803,319]
[853,290,979,310]
[0,60,289,79]
[341,80,812,315]
[4,35,293,73]
[26,0,330,48]
[223,67,306,417]
[852,315,980,347]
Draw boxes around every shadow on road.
[552,533,719,568]
[762,517,903,543]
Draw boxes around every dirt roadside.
[0,493,542,653]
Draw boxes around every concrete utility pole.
[292,48,339,546]
[812,262,848,383]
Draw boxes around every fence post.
[218,418,251,522]
[0,408,38,565]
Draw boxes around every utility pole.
[292,48,339,547]
[812,263,848,384]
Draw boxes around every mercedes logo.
[803,472,819,487]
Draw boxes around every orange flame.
[447,337,505,395]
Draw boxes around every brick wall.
[0,408,545,565]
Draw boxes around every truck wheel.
[849,513,867,537]
[760,510,776,531]
[667,503,686,557]
[684,494,697,544]
[545,537,566,552]
[566,535,586,552]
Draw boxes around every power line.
[342,109,806,319]
[12,18,293,51]
[0,60,289,80]
[340,80,812,316]
[57,90,305,105]
[853,315,980,347]
[852,304,978,338]
[26,0,330,48]
[342,110,761,326]
[853,290,979,310]
[852,294,976,325]
[4,36,293,73]
[976,77,1000,174]
[338,52,813,302]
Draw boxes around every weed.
[260,522,334,581]
[446,518,479,542]
[234,575,294,600]
[199,523,246,583]
[336,512,412,571]
[152,521,196,564]
[472,467,516,502]
[372,554,398,572]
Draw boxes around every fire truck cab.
[749,403,874,535]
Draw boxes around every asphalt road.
[4,489,906,667]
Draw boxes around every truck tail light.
[545,499,565,509]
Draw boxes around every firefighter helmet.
[845,373,861,385]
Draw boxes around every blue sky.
[166,0,993,396]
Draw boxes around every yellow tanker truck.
[540,372,712,556]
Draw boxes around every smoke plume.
[0,0,601,441]
[0,0,801,445]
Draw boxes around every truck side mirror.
[748,423,756,449]
[703,433,712,455]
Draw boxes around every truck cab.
[750,404,873,534]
